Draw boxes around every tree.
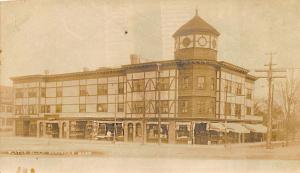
[278,69,299,145]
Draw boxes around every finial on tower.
[195,8,198,16]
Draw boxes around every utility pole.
[157,63,161,145]
[255,52,286,149]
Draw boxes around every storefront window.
[177,125,190,138]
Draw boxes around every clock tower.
[173,11,220,61]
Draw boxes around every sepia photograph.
[0,0,300,172]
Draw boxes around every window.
[197,76,205,89]
[224,80,232,93]
[246,107,252,115]
[0,105,5,112]
[209,101,215,114]
[132,101,144,113]
[179,100,188,113]
[210,78,215,90]
[157,77,170,91]
[236,83,242,95]
[97,104,108,112]
[132,79,144,92]
[118,83,124,94]
[197,101,206,114]
[28,105,37,115]
[6,106,13,113]
[157,100,169,113]
[41,88,46,97]
[97,84,108,95]
[56,87,63,97]
[16,89,24,98]
[56,104,62,113]
[15,105,23,115]
[177,125,190,138]
[235,104,241,118]
[79,85,87,96]
[79,104,86,113]
[40,105,50,113]
[136,123,142,137]
[246,89,252,99]
[118,103,124,112]
[182,76,189,89]
[28,88,37,97]
[224,102,231,116]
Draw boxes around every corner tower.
[173,11,220,61]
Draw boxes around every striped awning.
[243,124,267,133]
[226,123,250,133]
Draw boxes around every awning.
[226,123,250,133]
[209,123,226,132]
[243,124,267,133]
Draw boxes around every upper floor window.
[56,104,62,113]
[56,87,63,97]
[246,89,252,99]
[6,106,13,113]
[210,78,215,90]
[0,105,5,112]
[15,105,23,115]
[235,104,242,118]
[79,85,87,96]
[41,88,46,97]
[118,83,124,94]
[197,101,206,114]
[179,100,188,113]
[197,76,205,89]
[118,103,124,112]
[236,83,242,95]
[28,105,37,115]
[224,102,231,116]
[157,100,169,113]
[132,101,144,113]
[97,84,108,95]
[224,80,232,93]
[182,76,189,89]
[132,79,144,92]
[246,107,252,115]
[15,89,24,98]
[157,77,170,91]
[28,88,37,98]
[40,105,50,113]
[79,104,86,113]
[97,103,108,112]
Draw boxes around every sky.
[1,0,300,98]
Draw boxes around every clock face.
[182,37,191,48]
[198,36,207,47]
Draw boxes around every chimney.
[130,54,140,64]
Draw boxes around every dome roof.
[173,13,220,37]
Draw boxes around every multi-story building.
[11,13,265,144]
[0,85,14,136]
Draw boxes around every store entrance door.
[45,122,59,138]
[128,123,134,142]
[194,123,208,145]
